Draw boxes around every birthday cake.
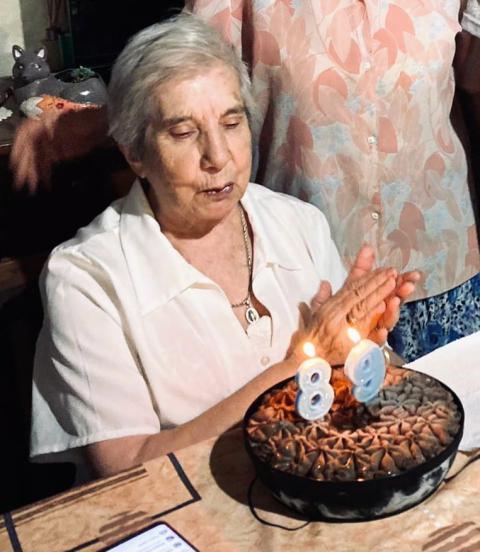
[246,366,461,483]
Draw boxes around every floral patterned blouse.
[187,0,480,301]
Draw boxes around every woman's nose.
[200,131,231,172]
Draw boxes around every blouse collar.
[119,180,301,315]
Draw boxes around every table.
[0,426,478,552]
[2,332,480,552]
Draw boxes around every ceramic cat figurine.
[12,45,64,102]
[12,45,51,86]
[12,45,107,107]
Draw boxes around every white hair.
[108,13,255,159]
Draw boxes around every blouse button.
[371,211,381,221]
[367,135,377,145]
[261,356,270,366]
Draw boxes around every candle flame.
[303,341,316,358]
[347,327,361,344]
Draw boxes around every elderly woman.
[31,14,417,480]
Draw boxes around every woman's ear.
[118,145,147,178]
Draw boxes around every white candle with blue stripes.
[344,327,386,403]
[295,342,334,420]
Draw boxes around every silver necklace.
[231,206,260,325]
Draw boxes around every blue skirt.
[388,273,480,363]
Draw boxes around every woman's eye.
[170,129,195,139]
[223,119,242,130]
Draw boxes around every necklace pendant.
[246,305,260,325]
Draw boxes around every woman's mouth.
[203,183,233,197]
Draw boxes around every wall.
[0,0,48,76]
[0,0,23,76]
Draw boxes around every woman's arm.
[84,355,297,476]
[84,267,398,477]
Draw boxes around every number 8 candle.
[295,342,334,420]
[344,328,386,403]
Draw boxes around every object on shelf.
[11,45,108,108]
[19,94,94,118]
[0,107,13,122]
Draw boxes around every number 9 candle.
[344,328,386,403]
[295,342,334,420]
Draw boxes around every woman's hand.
[311,267,397,364]
[311,245,420,344]
[345,244,420,343]
[309,245,419,352]
[292,267,398,366]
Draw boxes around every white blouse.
[31,181,346,458]
[462,0,480,37]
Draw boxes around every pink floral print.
[188,0,480,300]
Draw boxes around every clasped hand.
[291,245,420,366]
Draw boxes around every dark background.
[68,0,185,72]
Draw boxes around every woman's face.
[130,63,252,235]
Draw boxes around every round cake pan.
[243,368,464,522]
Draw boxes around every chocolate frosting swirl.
[246,366,461,481]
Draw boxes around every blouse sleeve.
[462,0,480,37]
[31,253,160,458]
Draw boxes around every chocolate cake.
[246,366,461,482]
